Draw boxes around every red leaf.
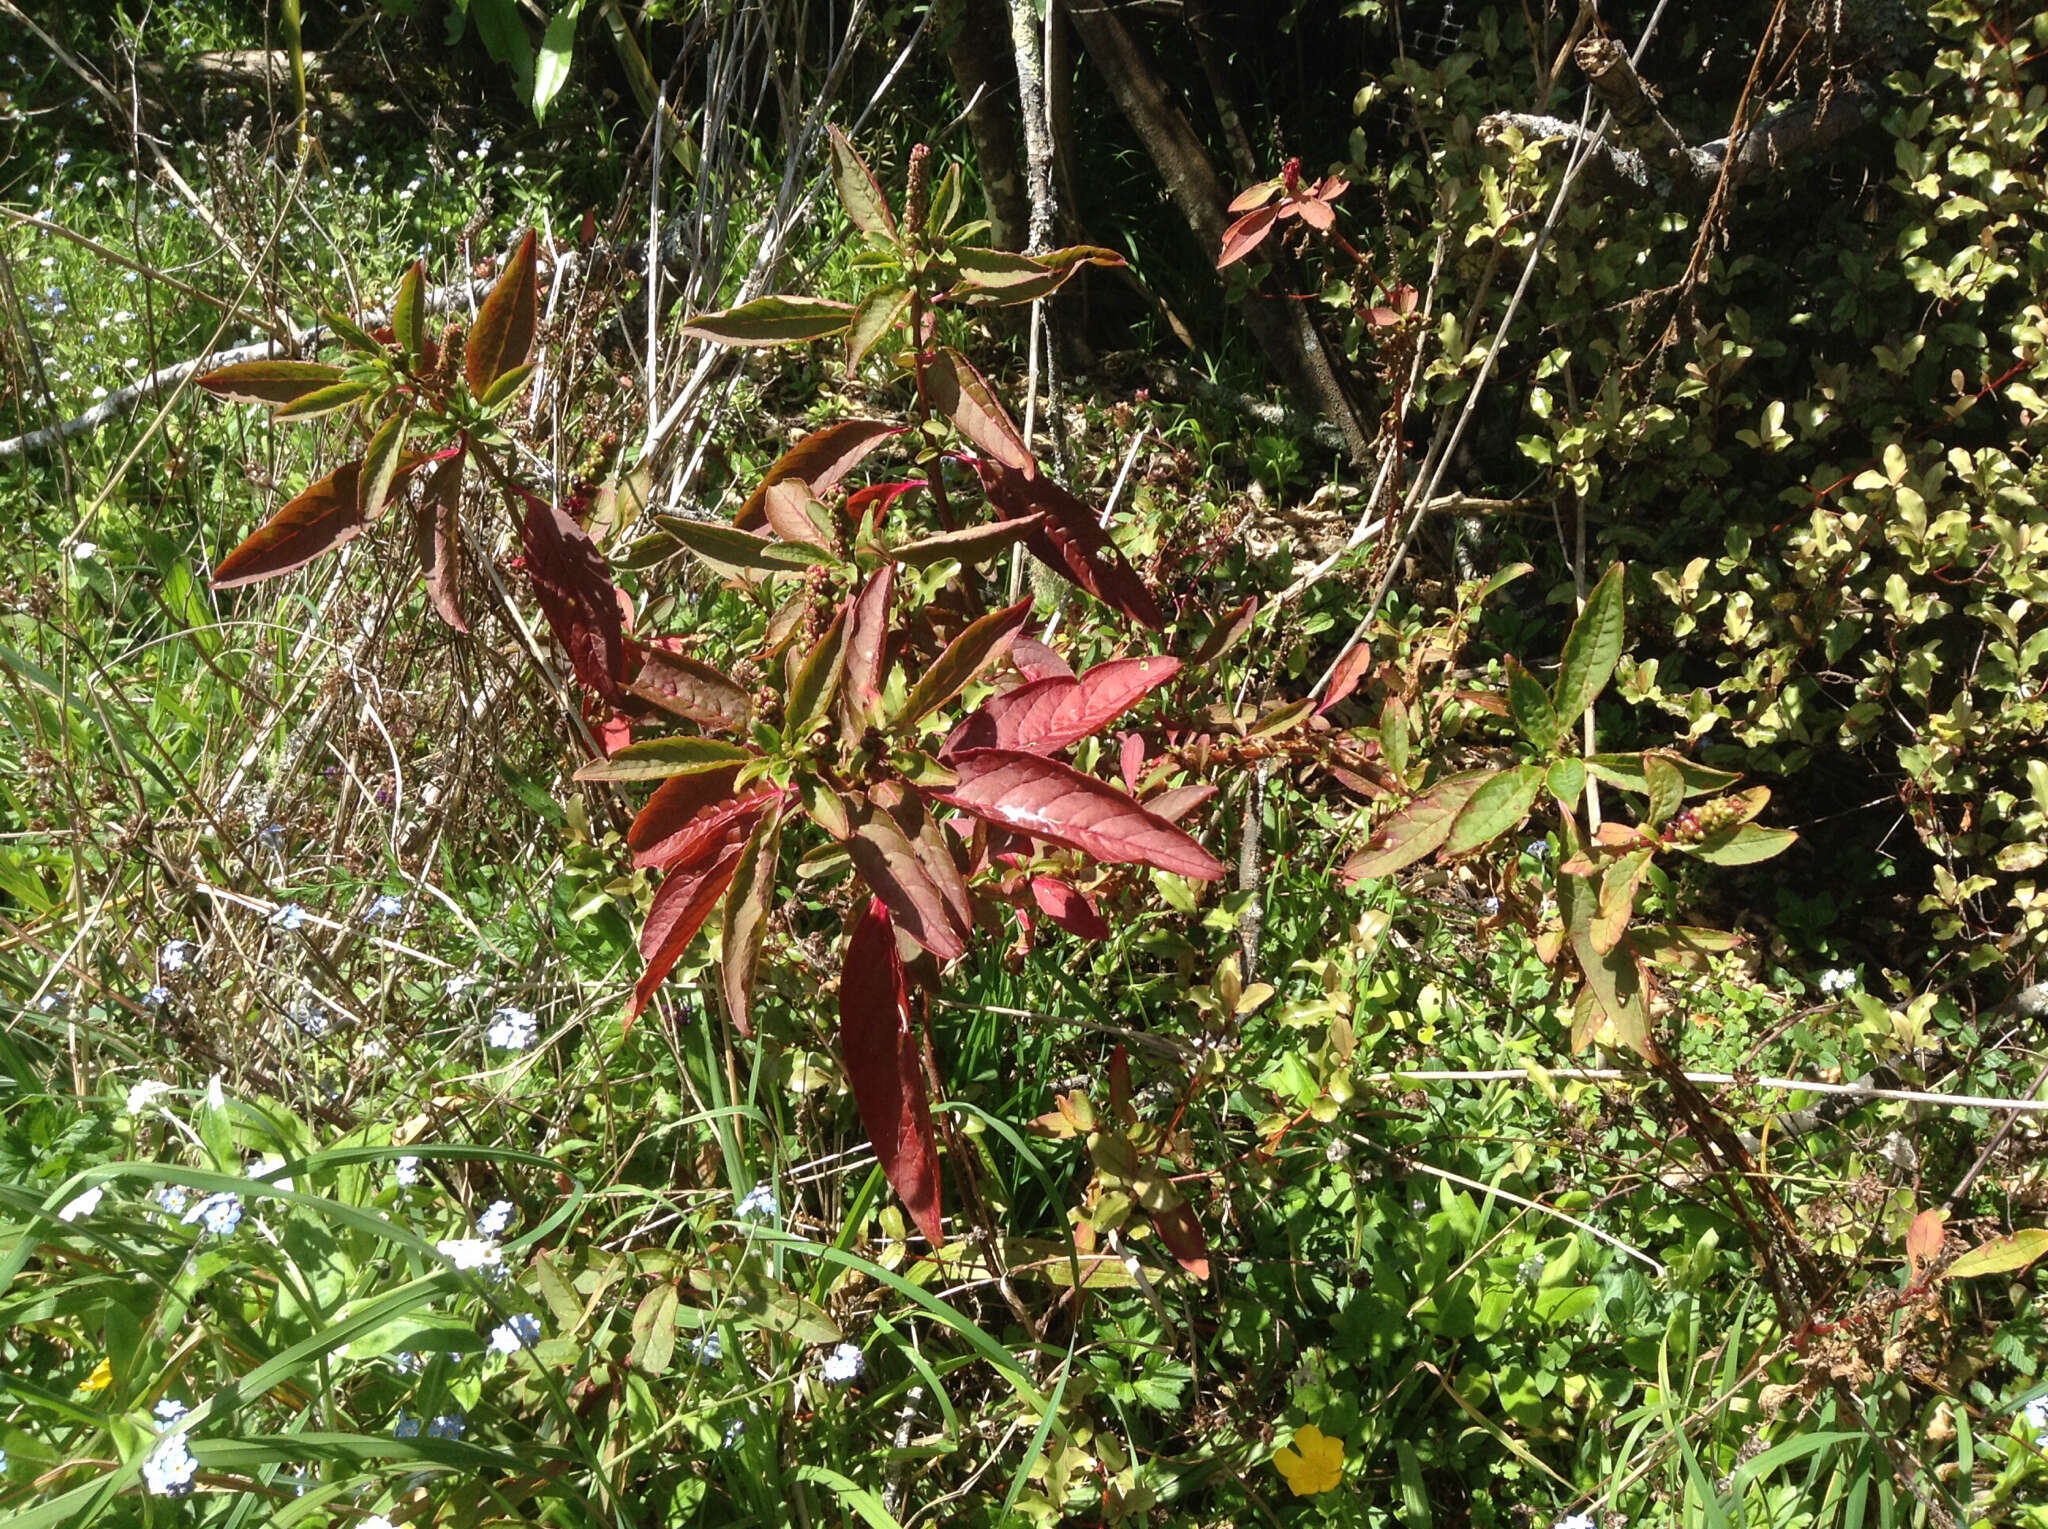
[946,655,1179,757]
[465,229,539,395]
[1217,203,1279,268]
[760,479,833,549]
[1028,877,1110,941]
[1318,641,1376,713]
[846,798,973,961]
[1226,178,1282,213]
[840,899,944,1245]
[1010,636,1074,684]
[971,461,1163,630]
[214,459,376,588]
[1152,1195,1211,1279]
[1293,197,1335,232]
[626,645,752,732]
[633,782,785,872]
[840,566,895,733]
[631,837,749,1021]
[414,453,466,631]
[896,597,1033,729]
[197,359,345,407]
[928,749,1224,880]
[720,806,784,1036]
[845,478,925,529]
[736,420,899,531]
[519,489,627,704]
[926,348,1034,476]
[1119,733,1146,792]
[1145,783,1217,823]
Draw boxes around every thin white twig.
[1387,1148,1667,1275]
[1380,1067,2048,1114]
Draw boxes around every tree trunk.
[1064,2,1372,464]
[937,0,1029,251]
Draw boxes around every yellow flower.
[80,1356,112,1393]
[1273,1423,1344,1496]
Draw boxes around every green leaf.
[573,736,753,782]
[479,360,537,411]
[532,0,582,121]
[197,359,345,407]
[679,294,855,348]
[1686,824,1797,865]
[894,598,1033,730]
[1560,868,1653,1057]
[271,379,372,421]
[1546,757,1585,811]
[1379,696,1410,781]
[1586,751,1739,798]
[1552,562,1626,727]
[1643,752,1686,828]
[827,123,898,241]
[786,603,849,740]
[628,1283,680,1375]
[1339,770,1490,882]
[655,514,834,574]
[1593,847,1653,954]
[356,413,410,522]
[1943,1227,2048,1280]
[1505,657,1561,751]
[845,283,911,377]
[468,0,534,96]
[321,308,388,356]
[391,260,426,361]
[1442,764,1544,857]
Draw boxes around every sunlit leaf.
[930,749,1224,880]
[839,898,944,1244]
[895,598,1032,730]
[465,228,539,395]
[827,123,898,241]
[719,806,784,1036]
[678,294,855,348]
[197,359,345,407]
[1339,771,1490,883]
[628,647,752,733]
[928,348,1033,475]
[1552,562,1626,727]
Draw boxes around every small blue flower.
[691,1331,723,1366]
[141,1434,197,1497]
[394,1155,421,1187]
[155,1184,190,1217]
[269,902,309,931]
[820,1341,864,1384]
[1524,839,1552,861]
[475,1199,514,1237]
[257,823,286,849]
[393,1411,421,1439]
[289,999,330,1038]
[37,989,70,1015]
[736,1184,778,1222]
[153,1399,190,1423]
[720,1417,745,1448]
[365,893,406,921]
[2022,1395,2048,1445]
[486,1007,537,1050]
[391,1350,424,1375]
[161,938,198,970]
[489,1312,542,1354]
[142,985,173,1008]
[425,1412,466,1439]
[182,1191,243,1237]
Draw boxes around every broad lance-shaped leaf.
[679,294,855,349]
[1553,561,1626,728]
[211,456,416,588]
[840,566,894,735]
[786,602,849,739]
[948,244,1125,305]
[574,735,751,783]
[197,359,344,407]
[736,419,899,531]
[414,453,465,631]
[972,460,1163,630]
[930,749,1225,880]
[466,228,539,395]
[358,411,409,520]
[635,785,789,876]
[631,833,752,1022]
[657,515,831,575]
[760,479,836,550]
[1943,1228,2048,1281]
[627,765,741,862]
[1685,823,1798,866]
[272,380,373,421]
[1009,637,1073,683]
[840,898,944,1245]
[1593,847,1654,955]
[895,598,1032,730]
[846,800,972,960]
[1560,868,1655,1059]
[947,655,1179,757]
[1339,770,1491,883]
[827,123,899,242]
[1442,763,1545,858]
[720,806,784,1037]
[1029,877,1110,942]
[627,646,752,733]
[846,283,911,377]
[887,514,1042,570]
[1505,657,1561,751]
[391,259,426,361]
[520,488,627,703]
[846,478,925,528]
[927,348,1034,476]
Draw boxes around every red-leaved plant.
[196,129,1224,1251]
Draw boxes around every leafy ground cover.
[4,4,2048,1529]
